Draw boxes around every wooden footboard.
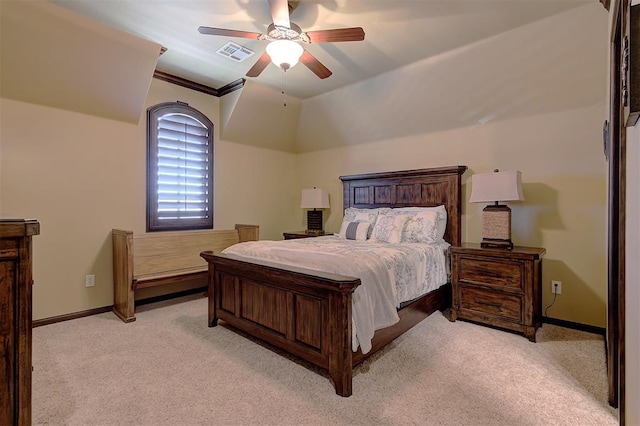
[200,251,361,396]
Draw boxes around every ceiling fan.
[198,0,365,79]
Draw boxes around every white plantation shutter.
[147,102,213,231]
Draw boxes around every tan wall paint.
[0,105,3,213]
[213,138,299,239]
[0,78,297,320]
[297,105,607,328]
[626,124,639,426]
[0,3,611,331]
[1,0,161,124]
[221,80,302,152]
[1,98,143,319]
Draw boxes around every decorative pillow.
[343,207,390,238]
[338,221,370,241]
[387,206,448,242]
[369,214,409,244]
[401,210,440,243]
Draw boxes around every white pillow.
[401,210,440,243]
[369,214,409,244]
[388,206,447,242]
[338,221,370,241]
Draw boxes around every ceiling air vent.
[216,42,255,62]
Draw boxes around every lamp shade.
[469,170,524,203]
[266,40,304,70]
[300,188,330,209]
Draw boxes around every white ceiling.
[47,0,595,100]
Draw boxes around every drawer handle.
[475,299,501,308]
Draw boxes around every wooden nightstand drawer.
[459,257,522,290]
[450,243,545,342]
[460,285,522,321]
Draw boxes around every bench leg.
[113,306,136,323]
[112,230,135,323]
[113,280,136,323]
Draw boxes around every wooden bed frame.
[200,165,467,396]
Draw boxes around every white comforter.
[221,235,450,354]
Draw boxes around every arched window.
[147,102,213,231]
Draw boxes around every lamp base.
[481,204,513,250]
[306,209,323,232]
[481,238,514,250]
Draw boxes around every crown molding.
[218,78,246,96]
[153,70,245,97]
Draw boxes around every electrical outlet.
[85,274,95,288]
[551,280,562,294]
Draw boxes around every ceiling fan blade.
[198,26,261,40]
[300,50,332,79]
[246,52,272,77]
[288,1,300,15]
[305,27,365,43]
[268,0,291,28]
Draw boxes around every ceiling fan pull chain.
[282,68,287,107]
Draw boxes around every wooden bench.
[112,224,259,323]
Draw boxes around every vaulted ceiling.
[46,0,596,99]
[1,1,608,153]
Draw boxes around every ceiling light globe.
[266,40,304,70]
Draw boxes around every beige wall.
[0,114,3,212]
[0,79,297,320]
[626,123,639,426]
[0,1,610,331]
[6,81,608,327]
[297,104,608,328]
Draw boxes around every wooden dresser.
[450,243,545,342]
[1,218,40,425]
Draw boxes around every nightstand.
[283,230,326,240]
[450,243,545,342]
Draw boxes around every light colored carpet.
[32,294,618,425]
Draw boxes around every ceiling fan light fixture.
[266,40,303,70]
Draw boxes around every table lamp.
[301,187,330,234]
[469,169,524,250]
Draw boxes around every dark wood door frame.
[607,0,626,423]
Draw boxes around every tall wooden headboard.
[339,166,468,246]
